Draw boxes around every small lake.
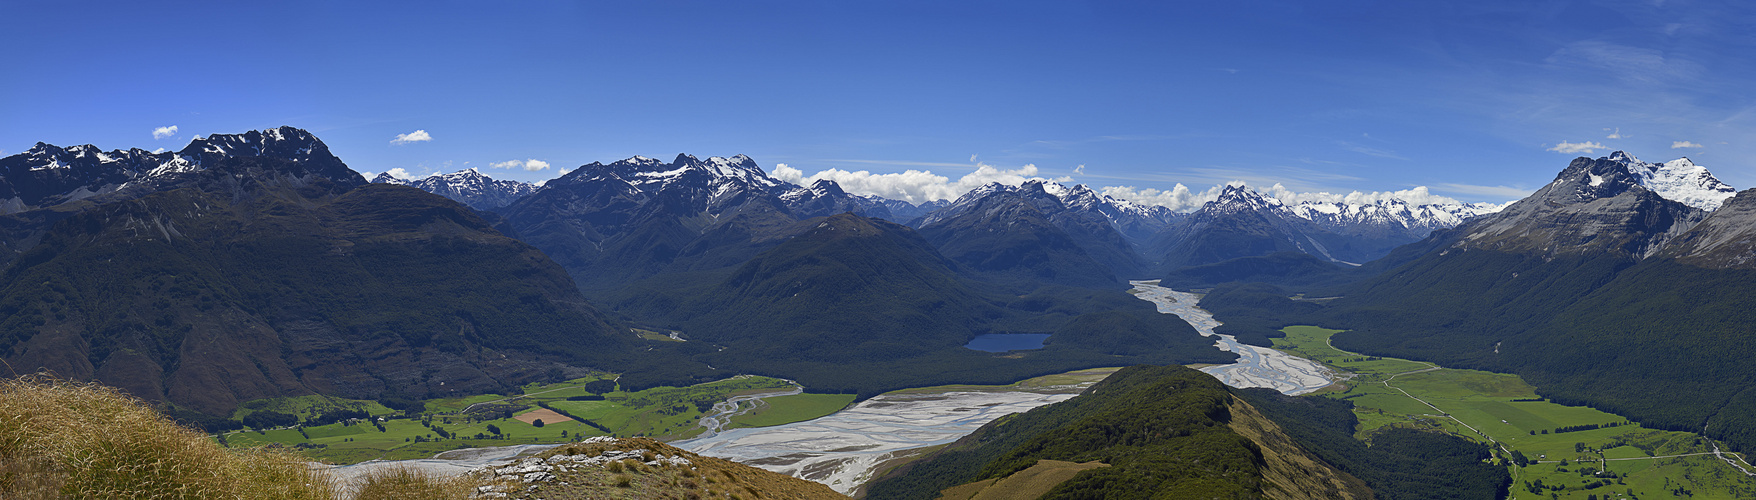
[963,333,1051,352]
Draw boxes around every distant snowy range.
[367,155,1513,255]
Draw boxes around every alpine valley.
[8,127,1756,499]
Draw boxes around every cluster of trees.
[537,401,612,434]
[1550,422,1626,434]
[304,409,368,427]
[242,411,298,429]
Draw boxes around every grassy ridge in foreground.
[1275,325,1756,499]
[0,375,336,498]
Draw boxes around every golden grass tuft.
[349,466,472,500]
[0,374,335,499]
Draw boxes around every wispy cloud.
[815,158,976,169]
[152,125,178,140]
[1546,141,1606,154]
[1671,140,1704,149]
[1339,141,1407,160]
[385,167,421,179]
[390,130,432,145]
[1544,40,1703,85]
[490,159,551,171]
[1026,135,1174,149]
[1436,183,1534,200]
[1605,127,1624,139]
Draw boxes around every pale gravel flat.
[1128,280,1335,395]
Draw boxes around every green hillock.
[868,365,1508,500]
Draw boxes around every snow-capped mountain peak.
[0,127,357,215]
[1205,184,1282,213]
[370,167,536,210]
[1603,151,1736,211]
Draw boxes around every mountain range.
[376,160,1494,291]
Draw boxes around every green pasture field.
[222,373,810,464]
[230,394,397,421]
[726,394,857,429]
[225,409,592,463]
[1274,326,1756,499]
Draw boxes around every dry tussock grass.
[349,466,473,500]
[0,374,335,499]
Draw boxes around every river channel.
[1127,280,1335,395]
[674,384,1093,495]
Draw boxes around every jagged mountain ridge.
[497,153,934,289]
[917,179,1498,281]
[0,127,359,214]
[371,168,537,210]
[917,181,1148,286]
[919,180,1180,243]
[917,188,1126,288]
[1154,186,1375,270]
[0,127,365,269]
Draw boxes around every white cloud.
[390,130,432,145]
[778,160,1509,211]
[152,148,166,154]
[490,159,551,171]
[152,125,178,140]
[773,162,1069,204]
[1073,164,1086,175]
[386,167,416,179]
[1259,184,1463,206]
[1100,184,1228,212]
[1672,140,1704,149]
[1605,127,1624,139]
[1547,141,1606,154]
[1099,183,1476,212]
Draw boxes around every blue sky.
[5,1,1754,208]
